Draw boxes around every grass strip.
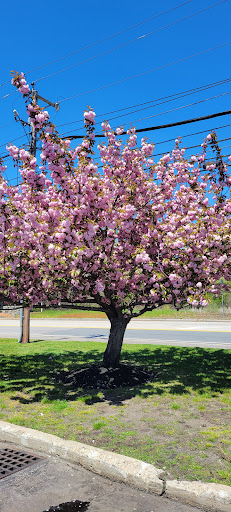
[0,338,231,486]
[24,304,231,319]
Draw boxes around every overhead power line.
[153,137,231,157]
[0,5,229,103]
[0,90,18,102]
[58,40,231,104]
[2,123,231,162]
[33,1,226,85]
[60,84,231,137]
[153,122,231,146]
[56,77,231,131]
[0,122,15,131]
[2,96,231,156]
[1,106,231,154]
[0,153,10,160]
[0,134,27,149]
[133,108,231,135]
[91,136,231,162]
[0,1,193,90]
[112,89,231,129]
[65,108,231,140]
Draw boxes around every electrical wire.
[3,123,230,161]
[89,136,231,163]
[20,123,30,144]
[152,137,231,157]
[2,110,231,156]
[0,122,15,131]
[0,3,228,103]
[110,89,231,129]
[0,1,194,89]
[0,2,228,105]
[0,90,18,102]
[4,139,231,185]
[89,137,230,161]
[1,120,230,158]
[5,176,19,183]
[133,109,231,135]
[153,122,231,146]
[65,108,231,140]
[217,143,231,151]
[0,134,27,149]
[203,153,231,159]
[56,77,231,130]
[60,87,231,137]
[2,100,231,161]
[3,90,231,154]
[58,40,231,104]
[34,1,226,85]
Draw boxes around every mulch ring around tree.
[53,363,156,389]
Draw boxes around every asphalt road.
[1,318,231,349]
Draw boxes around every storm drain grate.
[0,448,45,479]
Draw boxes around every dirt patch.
[54,363,156,389]
[70,392,231,485]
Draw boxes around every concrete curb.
[0,421,164,495]
[165,480,231,512]
[1,421,231,512]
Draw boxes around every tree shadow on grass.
[0,344,230,405]
[122,345,231,395]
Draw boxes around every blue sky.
[1,0,231,183]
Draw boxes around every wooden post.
[15,86,59,346]
[22,307,30,343]
[20,85,37,345]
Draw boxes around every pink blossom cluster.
[141,138,154,157]
[6,145,19,159]
[11,72,30,96]
[1,78,231,327]
[34,111,49,129]
[84,110,96,124]
[116,127,124,135]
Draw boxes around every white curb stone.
[0,421,164,494]
[165,479,231,512]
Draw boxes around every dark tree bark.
[103,313,130,367]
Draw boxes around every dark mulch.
[53,363,156,390]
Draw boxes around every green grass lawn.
[28,304,231,320]
[0,338,231,485]
[30,308,107,319]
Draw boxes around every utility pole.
[13,110,30,344]
[220,278,225,319]
[18,84,59,343]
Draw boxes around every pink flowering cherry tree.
[1,72,231,366]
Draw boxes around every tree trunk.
[103,315,129,367]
